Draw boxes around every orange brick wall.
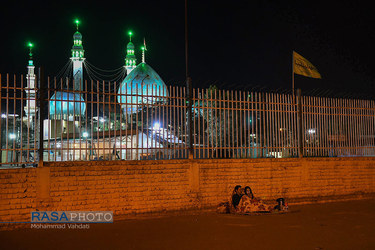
[198,158,375,207]
[0,168,37,223]
[0,157,374,224]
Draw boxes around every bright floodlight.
[153,122,160,131]
[99,117,105,123]
[9,133,16,139]
[308,128,316,134]
[82,132,89,138]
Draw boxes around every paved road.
[1,199,375,250]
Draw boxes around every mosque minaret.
[71,19,85,91]
[24,42,37,128]
[125,31,137,75]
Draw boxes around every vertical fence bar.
[346,98,351,156]
[12,75,16,164]
[319,96,323,156]
[362,99,367,155]
[0,74,2,164]
[325,97,330,157]
[339,98,343,156]
[215,88,219,158]
[252,92,256,157]
[175,86,177,158]
[19,76,24,164]
[362,99,367,156]
[367,100,372,155]
[46,77,50,161]
[364,99,368,155]
[363,100,368,156]
[274,93,278,156]
[297,89,303,157]
[222,90,229,158]
[353,98,357,155]
[5,74,9,163]
[38,68,45,165]
[372,100,375,155]
[279,93,283,156]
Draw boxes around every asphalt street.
[1,199,375,250]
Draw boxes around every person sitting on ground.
[216,185,242,214]
[274,198,288,212]
[232,185,243,209]
[237,186,274,214]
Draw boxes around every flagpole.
[292,51,295,97]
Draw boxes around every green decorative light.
[141,46,145,51]
[27,42,34,60]
[75,19,80,30]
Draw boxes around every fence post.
[187,76,193,159]
[0,75,2,164]
[297,89,303,157]
[38,67,45,167]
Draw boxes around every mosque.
[23,21,182,162]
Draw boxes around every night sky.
[1,1,375,98]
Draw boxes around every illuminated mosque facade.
[24,21,175,161]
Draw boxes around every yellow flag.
[293,51,321,79]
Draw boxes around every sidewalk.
[1,199,375,250]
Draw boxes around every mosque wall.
[0,157,374,228]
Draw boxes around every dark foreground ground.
[1,199,375,250]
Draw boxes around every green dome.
[127,41,134,50]
[73,31,82,40]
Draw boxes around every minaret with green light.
[125,31,137,74]
[71,19,85,91]
[24,42,37,126]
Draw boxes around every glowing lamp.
[153,122,160,131]
[308,129,316,134]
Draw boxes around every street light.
[9,133,16,140]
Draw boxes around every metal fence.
[1,74,374,167]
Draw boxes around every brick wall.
[0,168,37,223]
[0,157,374,224]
